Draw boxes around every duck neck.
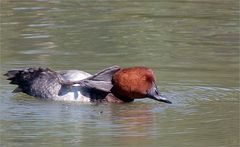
[108,88,134,103]
[105,93,134,103]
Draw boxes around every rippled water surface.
[0,0,239,147]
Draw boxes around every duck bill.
[147,94,172,104]
[147,84,172,104]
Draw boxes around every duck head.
[111,67,172,103]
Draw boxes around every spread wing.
[61,66,121,92]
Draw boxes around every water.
[0,0,239,146]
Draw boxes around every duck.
[4,66,171,104]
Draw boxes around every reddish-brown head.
[111,67,171,103]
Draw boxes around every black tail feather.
[4,70,20,79]
[4,67,56,93]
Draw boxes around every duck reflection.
[108,102,155,144]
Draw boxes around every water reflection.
[1,0,239,147]
[67,103,166,146]
[110,104,154,137]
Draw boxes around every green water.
[0,0,239,147]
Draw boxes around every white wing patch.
[58,70,92,82]
[53,70,92,102]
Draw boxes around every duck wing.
[61,66,121,93]
[58,70,92,82]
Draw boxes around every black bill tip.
[149,95,172,104]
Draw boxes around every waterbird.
[4,66,171,104]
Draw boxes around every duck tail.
[4,67,51,93]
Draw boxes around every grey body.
[5,66,120,102]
